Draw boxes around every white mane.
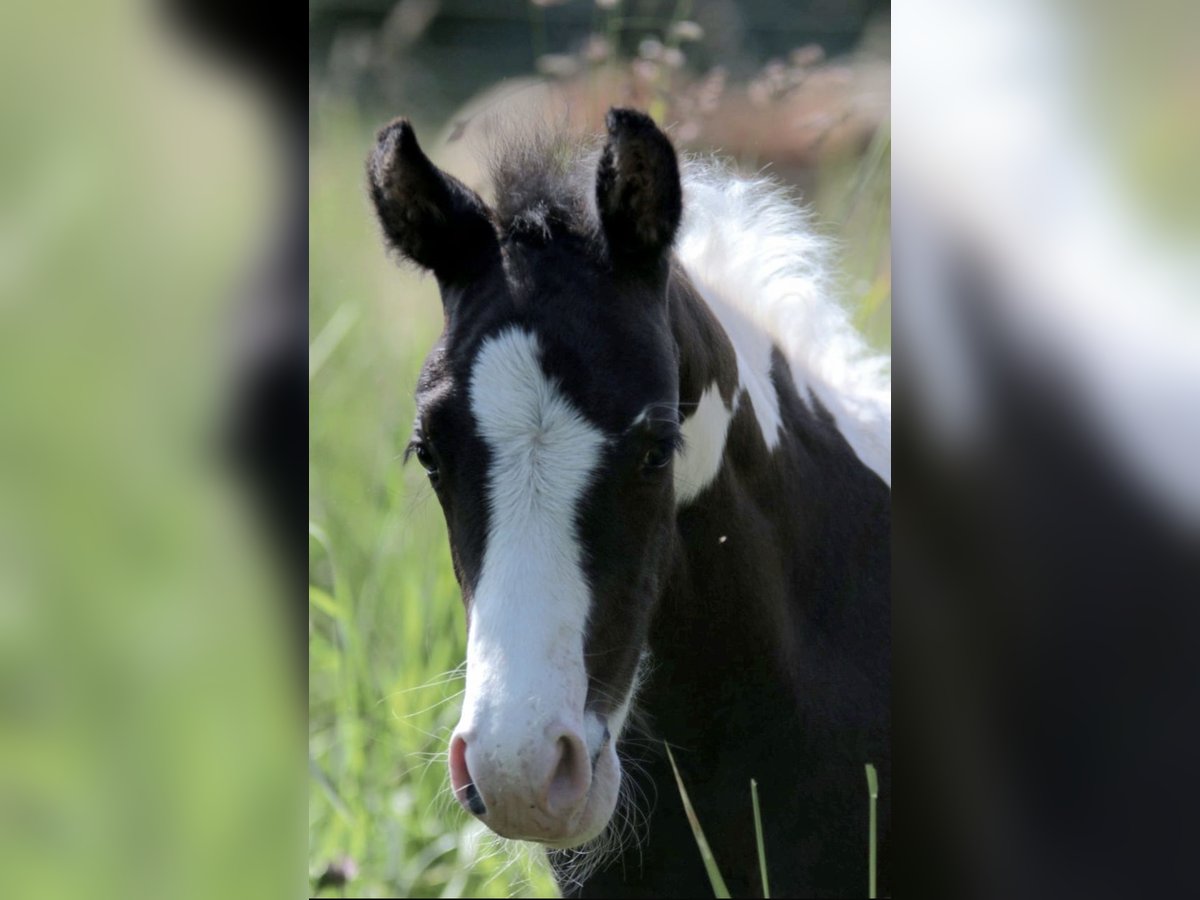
[675,158,892,485]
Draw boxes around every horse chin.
[538,742,622,850]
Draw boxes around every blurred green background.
[0,2,299,899]
[309,1,890,896]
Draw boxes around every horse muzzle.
[448,712,612,844]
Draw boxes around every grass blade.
[309,585,345,622]
[309,304,359,381]
[310,756,353,825]
[865,763,878,899]
[665,743,731,898]
[751,778,770,898]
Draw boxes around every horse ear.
[368,118,499,284]
[595,108,683,270]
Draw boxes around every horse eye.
[641,445,672,471]
[412,442,439,478]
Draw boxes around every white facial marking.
[584,712,607,759]
[677,160,891,485]
[694,282,785,451]
[461,328,605,782]
[610,649,652,744]
[674,382,735,506]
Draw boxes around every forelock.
[484,122,603,245]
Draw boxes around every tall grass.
[667,754,881,899]
[664,745,732,898]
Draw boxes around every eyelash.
[640,432,684,473]
[405,439,439,480]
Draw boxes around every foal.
[368,108,890,898]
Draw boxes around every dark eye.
[640,444,673,472]
[409,440,440,481]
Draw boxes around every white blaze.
[460,327,606,780]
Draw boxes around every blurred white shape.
[895,0,1200,526]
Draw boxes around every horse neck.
[645,265,891,729]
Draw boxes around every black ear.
[368,118,499,284]
[595,108,683,270]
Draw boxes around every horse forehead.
[467,328,609,530]
[462,323,657,432]
[468,327,552,409]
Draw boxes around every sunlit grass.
[664,744,732,899]
[751,778,770,899]
[665,750,883,899]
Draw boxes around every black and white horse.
[368,108,890,898]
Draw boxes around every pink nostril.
[449,735,486,816]
[543,728,592,816]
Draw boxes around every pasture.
[309,89,889,897]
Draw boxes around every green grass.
[308,94,890,897]
[668,758,881,899]
[866,763,879,899]
[665,744,732,898]
[751,778,770,899]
